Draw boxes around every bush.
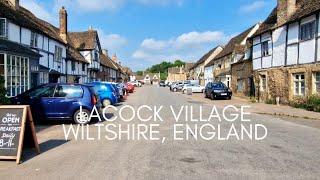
[265,98,275,105]
[289,95,320,112]
[0,76,9,105]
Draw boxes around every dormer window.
[0,18,7,37]
[30,32,38,47]
[300,21,316,41]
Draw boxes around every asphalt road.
[0,86,320,179]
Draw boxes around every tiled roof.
[68,30,99,50]
[191,46,221,69]
[100,53,118,69]
[66,46,88,63]
[0,0,65,44]
[214,25,256,60]
[254,0,320,36]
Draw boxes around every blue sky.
[20,0,276,71]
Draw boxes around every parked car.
[105,82,121,100]
[130,81,142,87]
[87,82,118,106]
[126,82,135,93]
[182,84,205,94]
[170,82,184,92]
[204,82,232,100]
[159,80,166,87]
[10,83,101,124]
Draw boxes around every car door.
[51,85,83,119]
[25,84,56,120]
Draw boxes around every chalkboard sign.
[0,105,40,164]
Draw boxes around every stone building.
[190,46,223,86]
[251,0,320,103]
[212,24,260,88]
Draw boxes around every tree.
[145,60,186,80]
[136,71,143,76]
[0,76,9,105]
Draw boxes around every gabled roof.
[214,25,256,60]
[66,46,88,63]
[0,0,65,44]
[254,0,320,36]
[100,53,118,69]
[68,30,100,50]
[190,46,222,70]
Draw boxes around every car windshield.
[212,83,227,89]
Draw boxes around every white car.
[130,81,141,87]
[182,84,205,94]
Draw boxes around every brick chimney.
[9,0,19,9]
[277,0,297,24]
[59,6,67,43]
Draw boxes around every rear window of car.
[54,85,83,98]
[27,85,56,98]
[212,83,227,89]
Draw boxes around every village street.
[0,86,319,179]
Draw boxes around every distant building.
[167,63,194,83]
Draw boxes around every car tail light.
[92,95,98,105]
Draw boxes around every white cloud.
[132,30,231,65]
[97,29,128,54]
[20,0,56,24]
[239,1,266,13]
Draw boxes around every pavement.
[0,85,320,179]
[188,92,320,120]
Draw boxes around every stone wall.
[231,60,253,97]
[253,63,320,104]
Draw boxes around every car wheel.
[103,99,112,107]
[73,109,90,124]
[227,96,232,100]
[204,92,208,98]
[210,93,215,100]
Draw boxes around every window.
[314,72,320,93]
[94,51,99,61]
[260,74,267,91]
[261,41,269,57]
[71,61,76,71]
[54,85,83,98]
[294,73,305,96]
[82,63,85,71]
[39,72,49,84]
[6,55,29,97]
[0,54,4,77]
[300,21,316,41]
[54,46,62,62]
[0,18,6,37]
[30,32,38,47]
[27,85,55,98]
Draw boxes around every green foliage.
[250,96,257,103]
[136,71,143,76]
[145,60,186,80]
[0,76,9,105]
[289,95,320,112]
[265,98,275,105]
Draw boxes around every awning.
[0,39,42,58]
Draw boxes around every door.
[31,73,38,88]
[52,85,83,119]
[25,85,56,120]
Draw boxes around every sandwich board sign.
[0,105,40,164]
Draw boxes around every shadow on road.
[22,139,69,163]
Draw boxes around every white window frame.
[293,73,305,96]
[0,18,7,38]
[313,72,320,94]
[261,41,270,57]
[30,32,38,47]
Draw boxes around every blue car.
[105,82,121,99]
[87,82,118,107]
[10,83,101,124]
